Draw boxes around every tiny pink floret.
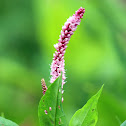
[50,7,85,89]
[44,110,48,114]
[62,96,64,103]
[49,107,52,111]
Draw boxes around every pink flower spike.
[41,78,48,95]
[50,7,85,89]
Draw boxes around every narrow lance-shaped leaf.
[0,117,19,126]
[69,84,104,126]
[38,76,67,126]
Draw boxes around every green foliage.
[121,121,126,126]
[69,85,104,126]
[0,117,18,126]
[38,76,67,126]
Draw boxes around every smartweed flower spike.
[50,7,85,88]
[41,78,47,95]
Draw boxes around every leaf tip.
[98,84,104,95]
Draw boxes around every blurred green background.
[0,0,126,126]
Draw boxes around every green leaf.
[38,76,67,126]
[69,84,104,126]
[0,117,19,126]
[121,121,126,126]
